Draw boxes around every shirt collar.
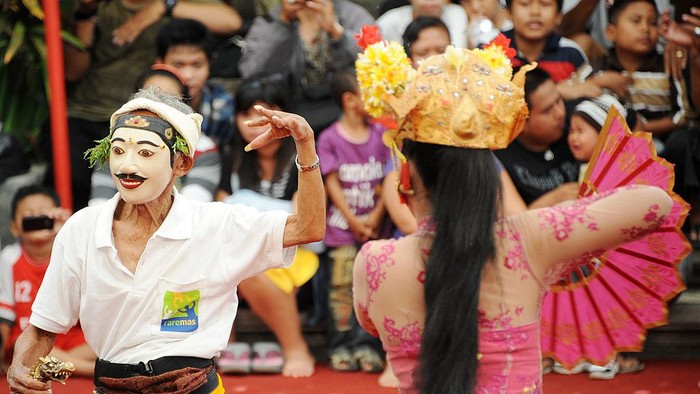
[95,188,194,249]
[503,29,562,60]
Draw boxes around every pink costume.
[353,185,672,393]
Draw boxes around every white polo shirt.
[30,190,295,363]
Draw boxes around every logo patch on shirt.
[160,290,200,332]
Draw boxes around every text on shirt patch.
[160,290,200,332]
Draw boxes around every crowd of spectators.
[0,0,698,388]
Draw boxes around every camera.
[22,215,55,232]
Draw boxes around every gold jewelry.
[295,154,320,172]
[676,50,684,59]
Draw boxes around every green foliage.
[173,134,190,157]
[0,0,80,157]
[83,135,110,169]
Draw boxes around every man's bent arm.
[7,325,57,393]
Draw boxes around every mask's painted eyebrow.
[136,140,160,147]
[110,137,160,148]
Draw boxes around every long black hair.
[232,73,296,198]
[403,140,501,394]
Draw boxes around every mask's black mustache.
[115,173,147,182]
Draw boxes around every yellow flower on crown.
[355,40,416,118]
[355,30,534,151]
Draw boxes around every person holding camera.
[239,0,374,134]
[0,185,96,376]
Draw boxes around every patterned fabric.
[593,50,684,127]
[317,121,391,247]
[353,185,671,393]
[503,29,588,83]
[198,83,236,148]
[0,244,86,359]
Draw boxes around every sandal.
[329,347,359,372]
[251,341,284,374]
[353,346,384,373]
[217,342,251,374]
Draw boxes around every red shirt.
[0,245,85,356]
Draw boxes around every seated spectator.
[89,63,222,204]
[215,74,317,378]
[591,0,687,151]
[502,0,601,100]
[560,0,670,61]
[494,67,580,208]
[317,68,390,374]
[0,185,96,376]
[239,0,374,134]
[156,18,236,151]
[377,0,469,48]
[561,94,646,379]
[658,6,700,245]
[401,16,452,68]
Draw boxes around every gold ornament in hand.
[28,355,75,384]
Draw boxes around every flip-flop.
[217,342,251,374]
[251,341,284,374]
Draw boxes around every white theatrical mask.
[109,127,174,204]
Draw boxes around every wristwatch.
[164,0,178,17]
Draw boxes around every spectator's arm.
[556,79,602,100]
[325,172,372,242]
[0,322,10,372]
[528,182,580,209]
[112,0,243,47]
[365,194,386,239]
[65,0,99,82]
[327,3,375,69]
[560,0,598,38]
[587,70,632,99]
[640,116,677,137]
[171,1,242,34]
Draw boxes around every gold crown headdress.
[354,27,534,152]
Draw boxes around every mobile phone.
[22,215,54,232]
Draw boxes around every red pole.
[41,0,72,211]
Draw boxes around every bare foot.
[378,362,398,388]
[282,348,315,378]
